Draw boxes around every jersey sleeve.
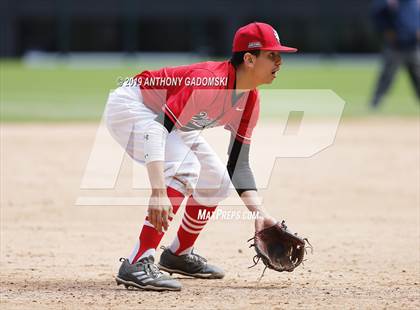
[224,90,260,144]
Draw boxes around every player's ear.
[243,52,255,68]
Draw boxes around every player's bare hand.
[148,191,173,233]
[255,214,277,232]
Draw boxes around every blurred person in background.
[370,0,420,108]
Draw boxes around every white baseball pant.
[104,85,232,206]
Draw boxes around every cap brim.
[261,45,298,53]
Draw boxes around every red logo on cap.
[273,29,280,44]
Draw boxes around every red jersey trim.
[163,104,184,127]
[163,104,198,131]
[225,124,253,145]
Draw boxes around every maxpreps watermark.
[198,209,260,221]
[117,76,228,87]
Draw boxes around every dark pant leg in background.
[404,46,420,101]
[371,47,402,108]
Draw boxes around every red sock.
[129,187,184,263]
[169,196,217,255]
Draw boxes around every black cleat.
[158,247,225,279]
[115,256,182,291]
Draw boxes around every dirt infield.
[1,118,419,309]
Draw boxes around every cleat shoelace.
[185,251,207,266]
[146,264,162,278]
[136,258,163,279]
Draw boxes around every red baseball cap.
[232,22,297,53]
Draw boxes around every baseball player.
[105,22,297,291]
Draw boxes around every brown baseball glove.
[248,220,312,277]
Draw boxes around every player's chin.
[258,75,276,86]
[266,75,276,84]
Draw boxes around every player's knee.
[194,170,232,206]
[166,160,200,196]
[218,173,232,198]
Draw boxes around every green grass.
[1,58,418,122]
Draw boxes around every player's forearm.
[146,161,166,193]
[226,135,257,195]
[240,190,268,217]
